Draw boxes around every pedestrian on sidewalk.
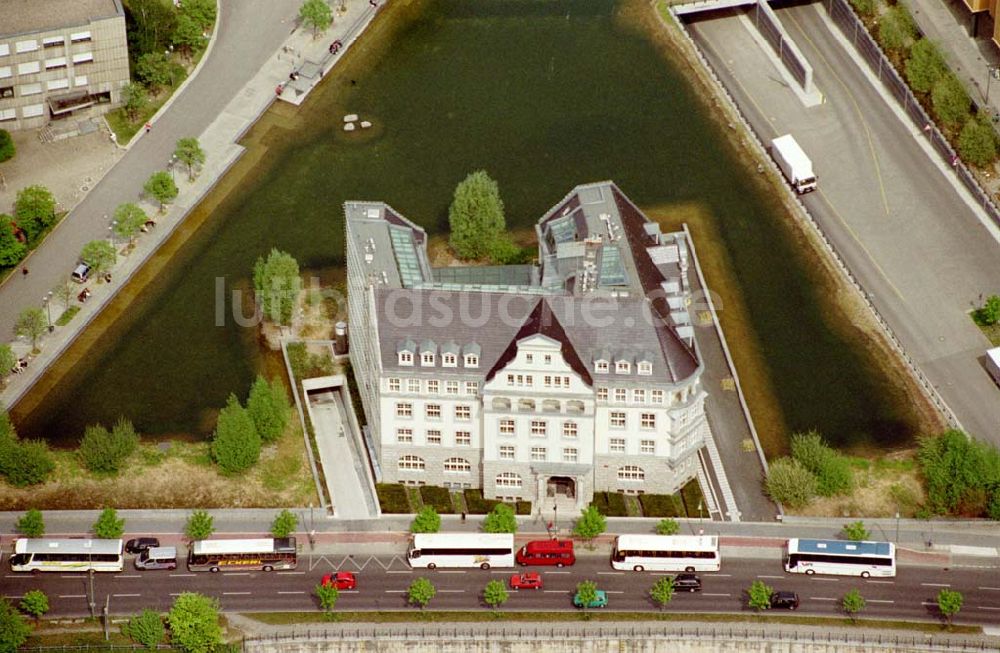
[144,122,152,134]
[21,266,28,276]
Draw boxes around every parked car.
[673,573,702,592]
[516,539,575,567]
[572,589,608,608]
[321,571,357,590]
[770,591,800,610]
[125,538,160,554]
[71,263,91,283]
[509,572,543,590]
[134,546,177,570]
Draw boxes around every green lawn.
[55,306,80,326]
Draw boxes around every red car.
[509,572,542,590]
[321,571,357,590]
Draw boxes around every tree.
[125,609,165,649]
[19,590,48,623]
[246,376,290,443]
[841,520,870,541]
[650,576,675,611]
[78,418,139,474]
[122,82,149,121]
[656,518,680,535]
[299,0,333,38]
[144,171,178,213]
[842,588,866,623]
[917,429,1000,515]
[0,129,14,163]
[113,203,149,245]
[16,509,45,537]
[448,170,506,260]
[790,430,852,497]
[573,505,607,544]
[80,239,116,276]
[932,75,970,129]
[185,510,214,540]
[174,137,206,181]
[410,506,441,534]
[483,579,508,612]
[977,295,1000,326]
[876,6,916,53]
[0,439,54,486]
[166,593,222,653]
[135,52,173,90]
[764,457,818,508]
[906,39,947,94]
[407,577,435,610]
[181,0,217,30]
[14,185,56,243]
[252,249,302,325]
[15,307,47,352]
[0,598,31,653]
[958,117,998,168]
[93,507,125,539]
[125,0,177,59]
[52,279,74,310]
[211,394,261,473]
[937,589,963,625]
[171,14,206,56]
[747,580,773,611]
[271,509,298,537]
[315,582,339,619]
[0,344,15,385]
[574,580,599,611]
[0,217,26,266]
[482,503,518,533]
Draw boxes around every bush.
[16,509,44,537]
[932,74,971,129]
[680,479,705,517]
[464,489,502,514]
[253,249,301,326]
[376,483,411,513]
[0,218,27,267]
[590,492,628,517]
[0,438,55,487]
[0,598,30,652]
[765,458,817,508]
[0,129,14,163]
[14,185,56,243]
[211,394,261,473]
[167,593,222,653]
[848,0,875,18]
[958,117,998,168]
[247,376,291,444]
[790,431,852,497]
[876,6,916,54]
[917,429,1000,515]
[185,510,214,540]
[410,506,440,533]
[975,295,1000,326]
[638,493,684,518]
[482,503,518,533]
[656,518,680,535]
[573,505,606,541]
[271,509,298,537]
[124,609,165,649]
[419,485,454,514]
[842,520,870,541]
[93,507,125,538]
[78,418,139,474]
[906,39,947,94]
[515,501,532,515]
[135,52,173,89]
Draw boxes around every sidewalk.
[0,1,384,410]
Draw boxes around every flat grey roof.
[1,0,122,38]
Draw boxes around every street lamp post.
[43,291,53,332]
[895,509,900,544]
[169,155,177,182]
[986,65,1000,105]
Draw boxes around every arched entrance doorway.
[547,476,575,499]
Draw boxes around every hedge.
[516,501,532,515]
[464,489,502,514]
[590,492,628,517]
[679,480,705,518]
[639,493,684,518]
[419,485,454,514]
[376,483,411,513]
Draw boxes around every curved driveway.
[0,0,301,339]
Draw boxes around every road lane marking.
[439,590,465,593]
[714,574,733,577]
[169,593,184,597]
[606,591,625,594]
[756,575,784,579]
[113,594,141,598]
[60,575,85,578]
[340,590,359,594]
[223,573,251,577]
[2,596,23,600]
[545,571,571,575]
[703,593,731,597]
[921,583,950,587]
[437,571,466,574]
[597,572,624,576]
[170,574,196,578]
[543,590,566,594]
[866,580,893,585]
[115,575,141,579]
[979,587,1000,591]
[222,592,251,595]
[277,571,305,575]
[4,576,24,579]
[810,597,836,601]
[868,599,894,604]
[811,578,839,582]
[277,591,306,595]
[59,595,86,599]
[385,590,406,593]
[977,606,1000,611]
[921,601,937,606]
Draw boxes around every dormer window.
[638,361,652,376]
[595,360,609,374]
[526,353,534,364]
[464,354,479,368]
[615,360,630,374]
[399,351,413,365]
[421,352,435,366]
[443,353,457,367]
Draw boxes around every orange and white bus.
[187,538,297,573]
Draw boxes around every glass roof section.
[389,226,424,287]
[548,216,577,244]
[598,245,628,286]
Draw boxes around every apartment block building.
[0,0,129,131]
[345,181,710,509]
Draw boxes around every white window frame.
[399,351,414,366]
[633,388,646,403]
[15,40,38,54]
[71,52,93,64]
[0,44,9,57]
[614,388,627,403]
[609,438,626,454]
[407,379,421,393]
[615,360,631,374]
[641,413,656,430]
[396,428,413,443]
[530,420,547,437]
[425,404,441,419]
[70,31,92,43]
[562,421,577,438]
[442,353,457,367]
[563,447,578,463]
[596,387,608,401]
[17,61,41,75]
[426,379,439,394]
[21,104,44,118]
[19,82,42,96]
[464,381,478,396]
[426,430,442,446]
[525,354,534,364]
[499,445,515,460]
[45,57,67,70]
[74,75,87,87]
[530,447,547,461]
[499,419,515,435]
[0,66,10,79]
[443,457,471,473]
[421,352,435,366]
[496,472,521,488]
[595,360,609,374]
[396,402,412,418]
[388,377,401,392]
[446,381,459,395]
[464,354,479,367]
[640,439,655,455]
[455,405,471,421]
[618,465,645,481]
[638,361,652,376]
[651,389,664,404]
[398,455,425,471]
[610,411,626,429]
[455,431,471,446]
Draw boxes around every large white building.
[346,181,710,509]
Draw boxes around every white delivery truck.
[771,134,817,194]
[986,347,1000,387]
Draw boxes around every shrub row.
[639,493,685,518]
[419,485,454,514]
[376,483,411,513]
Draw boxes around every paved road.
[4,551,998,625]
[0,0,301,340]
[688,3,1000,444]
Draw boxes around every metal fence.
[753,2,809,90]
[242,623,997,651]
[825,0,1000,228]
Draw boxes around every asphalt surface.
[4,551,999,625]
[687,3,1000,443]
[0,0,301,340]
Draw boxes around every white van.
[71,263,91,283]
[135,546,177,570]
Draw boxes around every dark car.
[770,591,800,610]
[673,573,702,592]
[125,538,160,555]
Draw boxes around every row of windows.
[396,428,471,446]
[597,387,693,405]
[612,549,717,561]
[594,359,653,376]
[498,418,579,438]
[609,439,657,455]
[1,33,92,57]
[609,411,658,430]
[398,456,471,473]
[497,445,578,463]
[787,553,893,567]
[0,52,93,79]
[387,378,478,396]
[505,374,572,388]
[398,351,479,368]
[395,402,474,420]
[22,553,120,562]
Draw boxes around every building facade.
[0,0,129,131]
[345,182,710,509]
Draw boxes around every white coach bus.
[611,535,721,572]
[406,533,515,570]
[785,538,896,578]
[9,538,124,573]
